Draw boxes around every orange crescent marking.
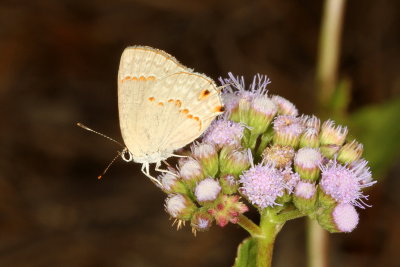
[158,102,164,106]
[148,97,155,102]
[181,109,189,114]
[168,99,174,103]
[175,100,182,107]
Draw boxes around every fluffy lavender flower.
[203,119,244,147]
[195,178,221,202]
[332,204,359,233]
[350,159,375,185]
[320,160,375,208]
[271,95,298,116]
[239,164,287,209]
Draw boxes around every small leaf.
[233,237,257,267]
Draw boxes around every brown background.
[0,0,399,266]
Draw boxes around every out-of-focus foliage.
[349,98,400,179]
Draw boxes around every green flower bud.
[337,140,363,164]
[190,208,214,233]
[192,143,219,177]
[247,96,277,135]
[293,181,317,213]
[317,203,359,233]
[320,120,348,146]
[165,194,197,221]
[219,174,238,195]
[317,186,337,209]
[299,128,320,148]
[219,148,251,177]
[319,144,340,159]
[294,148,322,181]
[179,158,205,189]
[159,172,188,195]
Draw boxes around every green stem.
[237,214,263,237]
[256,209,284,267]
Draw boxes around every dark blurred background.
[0,0,399,266]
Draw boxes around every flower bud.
[190,208,214,233]
[320,120,348,146]
[194,178,222,205]
[262,145,295,169]
[294,148,322,181]
[337,140,363,164]
[179,158,204,188]
[317,203,359,233]
[273,115,305,148]
[159,172,187,195]
[208,195,248,227]
[238,98,252,125]
[319,144,341,158]
[222,93,240,122]
[293,181,317,213]
[219,148,251,177]
[192,143,219,177]
[220,174,238,195]
[299,128,320,148]
[165,194,197,220]
[271,95,299,116]
[247,96,277,135]
[300,115,321,131]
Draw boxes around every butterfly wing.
[118,46,223,162]
[118,46,189,159]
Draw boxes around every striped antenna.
[77,123,125,148]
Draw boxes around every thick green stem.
[255,210,284,267]
[237,214,263,237]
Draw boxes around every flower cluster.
[160,73,376,234]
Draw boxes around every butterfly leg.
[141,163,162,186]
[155,161,179,177]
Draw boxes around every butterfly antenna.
[98,151,122,180]
[77,122,125,148]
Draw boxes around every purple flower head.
[273,115,304,136]
[219,73,271,113]
[239,164,288,209]
[295,181,317,199]
[350,159,376,186]
[203,119,244,148]
[332,203,359,233]
[271,95,298,116]
[195,178,221,202]
[251,95,278,118]
[320,160,374,208]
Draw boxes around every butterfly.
[80,46,224,184]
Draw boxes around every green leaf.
[233,237,257,267]
[349,98,400,178]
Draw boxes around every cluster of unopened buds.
[160,73,376,235]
